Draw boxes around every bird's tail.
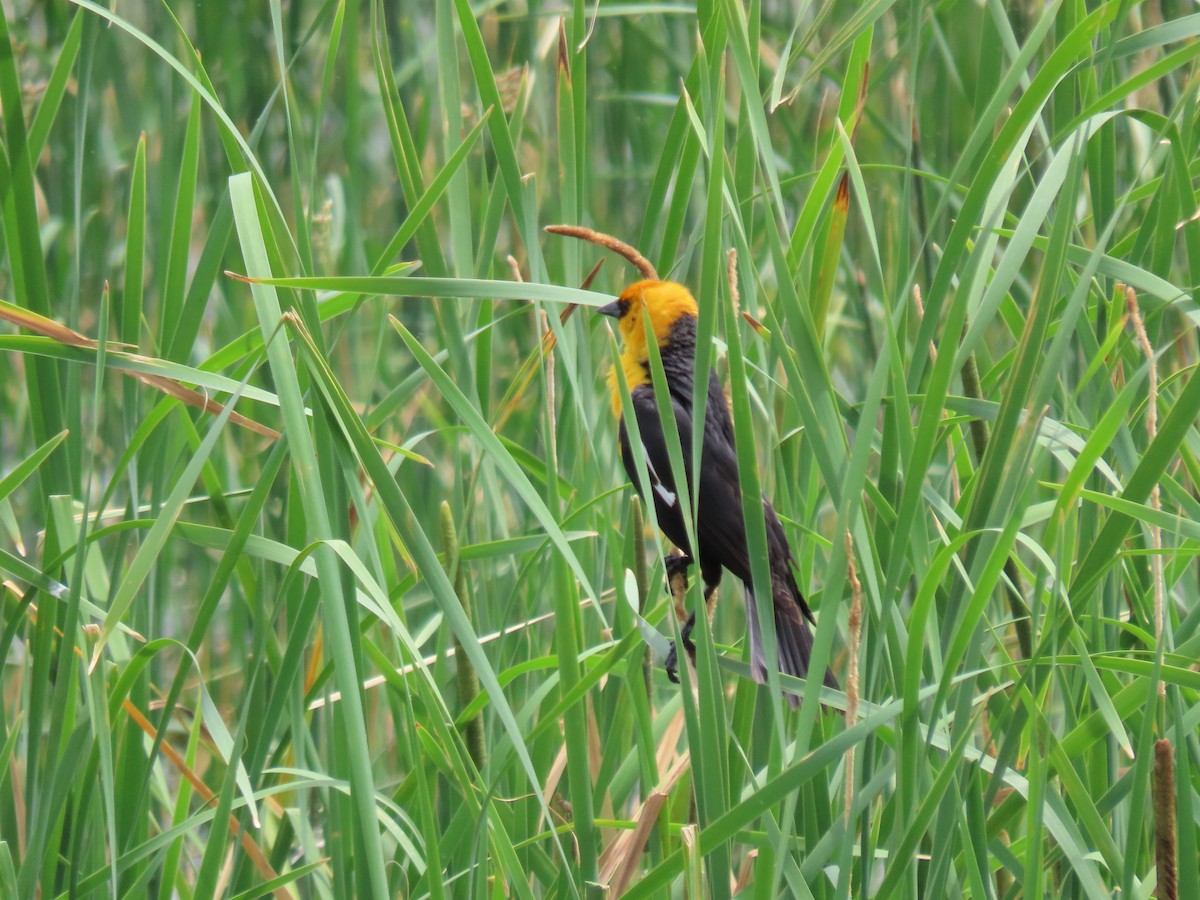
[745,575,837,708]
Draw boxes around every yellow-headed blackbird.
[599,279,837,704]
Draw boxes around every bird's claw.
[664,613,697,685]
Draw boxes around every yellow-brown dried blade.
[0,301,279,440]
[122,701,295,897]
[811,60,868,340]
[12,590,292,898]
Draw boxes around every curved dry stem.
[545,224,659,280]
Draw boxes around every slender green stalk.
[440,501,486,772]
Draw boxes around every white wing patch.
[642,446,677,507]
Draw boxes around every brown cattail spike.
[545,224,658,280]
[1153,738,1177,900]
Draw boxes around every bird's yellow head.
[598,279,698,354]
[598,279,699,413]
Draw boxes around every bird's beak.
[596,300,624,318]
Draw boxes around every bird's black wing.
[689,383,817,622]
[693,402,753,586]
[696,444,820,625]
[703,369,738,448]
[691,386,834,692]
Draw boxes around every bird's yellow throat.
[605,280,700,414]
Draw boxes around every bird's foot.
[665,641,680,683]
[664,612,697,684]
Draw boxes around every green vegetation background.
[0,0,1197,897]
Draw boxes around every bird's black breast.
[618,385,693,556]
[618,354,746,583]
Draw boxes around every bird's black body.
[616,314,837,702]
